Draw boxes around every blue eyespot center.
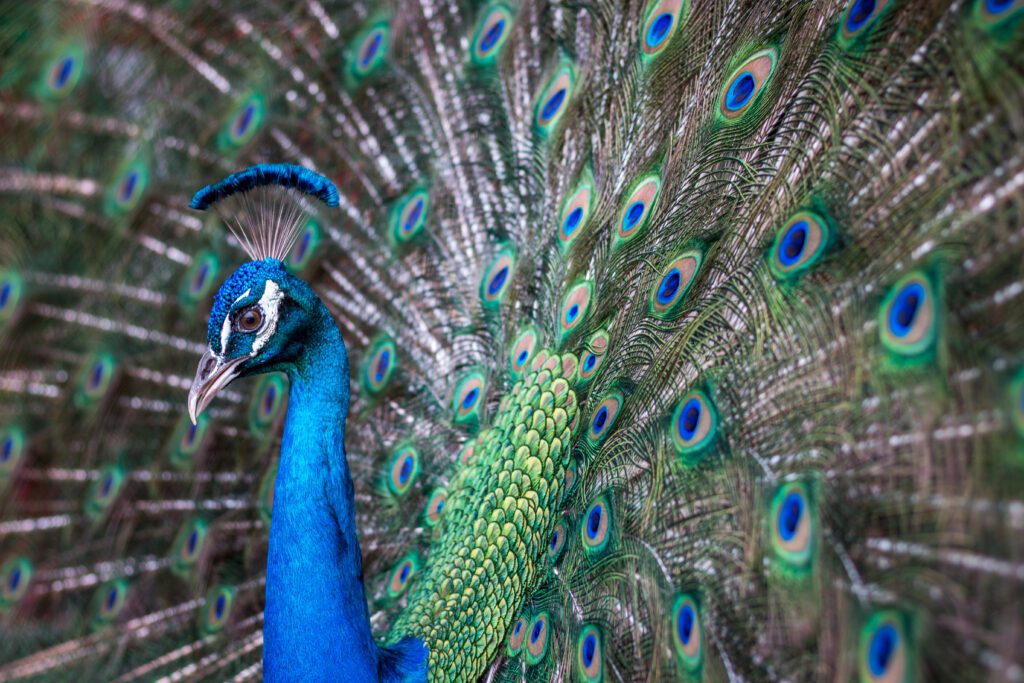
[462,387,479,409]
[726,72,756,110]
[679,398,701,439]
[623,201,645,231]
[215,594,226,619]
[517,350,529,365]
[541,88,566,121]
[375,351,390,382]
[0,282,10,308]
[593,407,608,433]
[514,621,522,635]
[778,491,804,541]
[868,624,898,676]
[2,438,13,461]
[677,603,695,644]
[54,57,75,87]
[480,19,506,51]
[361,33,382,66]
[847,0,877,31]
[435,499,444,513]
[100,474,113,497]
[582,634,597,665]
[658,270,681,304]
[779,221,808,265]
[550,530,559,549]
[90,363,105,390]
[532,621,543,642]
[263,385,277,414]
[488,266,509,295]
[564,207,584,235]
[9,568,21,592]
[187,530,198,555]
[986,0,1014,11]
[295,231,312,259]
[889,282,924,337]
[399,456,413,484]
[587,506,602,538]
[566,304,579,322]
[119,172,138,202]
[399,563,410,582]
[647,13,673,47]
[235,104,255,137]
[583,354,596,371]
[106,588,118,610]
[405,200,424,230]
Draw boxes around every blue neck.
[262,309,379,681]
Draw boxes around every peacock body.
[1,0,1023,681]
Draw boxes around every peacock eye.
[236,306,264,332]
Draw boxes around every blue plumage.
[189,163,339,210]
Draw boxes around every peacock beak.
[187,349,249,425]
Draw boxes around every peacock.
[0,0,1022,680]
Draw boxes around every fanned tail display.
[1,0,1023,681]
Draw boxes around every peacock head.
[184,163,342,425]
[187,258,325,425]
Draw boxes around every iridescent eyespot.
[480,249,516,307]
[38,43,85,99]
[364,337,397,395]
[172,520,207,573]
[287,220,321,272]
[974,0,1023,28]
[75,352,117,408]
[105,160,149,215]
[219,93,265,150]
[577,625,603,682]
[258,460,278,526]
[879,272,938,359]
[453,372,486,423]
[200,585,235,633]
[0,271,24,326]
[535,64,575,131]
[509,327,539,376]
[425,488,447,526]
[472,4,513,63]
[769,212,830,280]
[1010,370,1024,439]
[180,252,220,304]
[578,330,609,382]
[640,0,687,58]
[0,557,32,607]
[548,520,568,562]
[350,22,389,79]
[387,446,420,497]
[769,481,815,568]
[525,612,551,665]
[558,184,593,248]
[672,594,703,672]
[859,612,911,683]
[718,48,778,121]
[0,426,26,479]
[651,250,702,315]
[392,190,429,243]
[559,281,593,342]
[508,616,528,655]
[249,374,287,433]
[581,496,612,555]
[587,394,622,445]
[670,389,718,460]
[94,579,128,625]
[84,464,124,520]
[387,554,419,598]
[169,412,209,469]
[839,0,893,43]
[616,175,661,245]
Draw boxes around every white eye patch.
[219,288,250,356]
[250,280,284,356]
